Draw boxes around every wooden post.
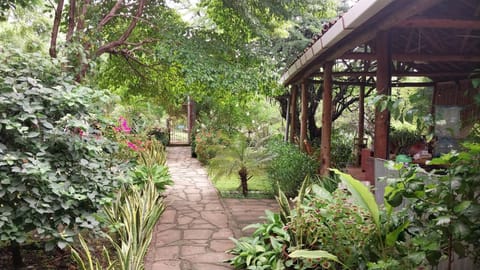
[374,31,391,159]
[289,86,297,143]
[320,62,333,176]
[357,80,365,165]
[284,95,290,142]
[300,81,308,151]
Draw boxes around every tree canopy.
[2,0,343,124]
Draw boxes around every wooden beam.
[374,31,391,159]
[397,18,480,29]
[342,53,480,62]
[320,62,333,176]
[331,71,472,77]
[352,53,480,62]
[289,86,298,143]
[308,79,435,88]
[300,81,308,151]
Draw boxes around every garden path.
[145,146,278,270]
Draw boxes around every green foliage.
[466,123,480,142]
[330,130,354,169]
[0,48,126,251]
[148,128,170,146]
[71,128,170,270]
[228,210,290,270]
[72,179,166,270]
[130,137,172,192]
[71,234,115,270]
[289,250,343,269]
[137,138,167,166]
[130,164,172,192]
[288,184,377,269]
[266,139,318,198]
[208,136,271,196]
[383,143,480,267]
[332,170,380,228]
[230,175,376,269]
[0,0,40,20]
[194,128,230,164]
[370,88,433,139]
[103,181,165,270]
[389,127,422,155]
[0,7,50,53]
[228,145,480,270]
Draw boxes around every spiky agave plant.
[208,136,271,197]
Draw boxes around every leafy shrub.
[148,127,170,146]
[228,210,289,269]
[130,136,171,192]
[389,127,422,155]
[136,137,167,166]
[382,143,480,268]
[71,137,170,270]
[0,48,127,261]
[130,164,172,192]
[72,180,166,270]
[330,130,354,169]
[229,175,376,270]
[289,187,377,269]
[194,128,230,164]
[266,140,318,198]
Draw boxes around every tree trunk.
[49,0,65,58]
[10,241,24,269]
[238,167,249,197]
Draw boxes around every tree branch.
[98,0,124,30]
[95,0,146,57]
[49,0,64,58]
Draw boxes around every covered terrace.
[280,0,480,180]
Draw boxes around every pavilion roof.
[281,0,480,86]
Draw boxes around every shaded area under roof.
[281,0,480,85]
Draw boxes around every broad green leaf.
[289,250,345,267]
[386,221,410,247]
[453,222,470,238]
[331,169,380,228]
[454,201,471,214]
[435,216,451,226]
[311,184,332,201]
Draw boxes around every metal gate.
[167,97,195,146]
[167,117,189,145]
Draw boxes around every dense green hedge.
[0,48,127,251]
[266,139,318,198]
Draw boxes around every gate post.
[187,96,195,144]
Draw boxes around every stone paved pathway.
[145,146,278,270]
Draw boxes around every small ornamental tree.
[0,48,127,267]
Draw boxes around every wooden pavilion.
[280,0,480,177]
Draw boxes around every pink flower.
[126,141,140,151]
[119,117,131,133]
